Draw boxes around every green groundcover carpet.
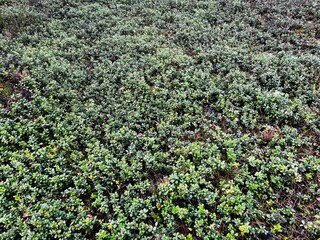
[0,0,319,239]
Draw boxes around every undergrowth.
[0,0,319,239]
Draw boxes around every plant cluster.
[0,0,319,239]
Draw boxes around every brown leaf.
[261,127,277,141]
[162,178,169,184]
[22,211,28,218]
[5,31,11,37]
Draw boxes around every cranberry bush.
[0,0,319,239]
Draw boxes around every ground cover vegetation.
[0,0,319,239]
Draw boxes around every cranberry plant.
[0,0,319,239]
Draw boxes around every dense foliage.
[0,0,319,239]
